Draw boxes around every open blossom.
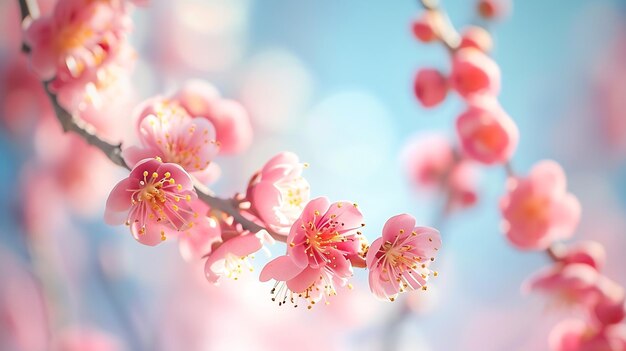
[247,152,310,236]
[204,230,273,284]
[104,157,197,246]
[366,214,441,301]
[122,99,220,183]
[260,197,365,308]
[549,319,626,351]
[24,0,132,81]
[173,80,253,155]
[413,68,449,108]
[450,48,501,99]
[456,100,518,164]
[403,133,455,189]
[500,160,581,250]
[524,263,602,308]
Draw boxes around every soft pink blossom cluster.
[409,1,626,350]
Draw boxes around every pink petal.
[286,266,321,293]
[104,178,133,225]
[259,255,304,282]
[382,214,417,241]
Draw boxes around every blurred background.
[1,0,626,350]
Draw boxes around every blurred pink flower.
[559,241,606,271]
[524,263,601,307]
[51,327,123,351]
[413,68,449,108]
[593,277,626,326]
[366,214,441,301]
[260,197,365,307]
[105,157,197,246]
[549,319,626,351]
[247,152,310,236]
[173,80,253,155]
[411,11,441,43]
[0,248,50,351]
[450,48,501,99]
[456,99,518,164]
[204,229,272,284]
[459,26,493,52]
[123,99,220,183]
[178,200,222,261]
[477,0,512,20]
[24,0,131,81]
[403,133,455,189]
[447,160,480,209]
[500,160,581,250]
[0,55,53,138]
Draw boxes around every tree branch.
[18,0,284,242]
[418,0,461,51]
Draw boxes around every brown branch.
[18,0,284,243]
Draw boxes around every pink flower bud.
[456,100,518,164]
[477,0,512,20]
[459,26,493,52]
[414,68,449,108]
[411,12,441,43]
[451,48,501,99]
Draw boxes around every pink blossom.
[173,80,253,155]
[459,26,493,52]
[523,263,601,308]
[122,99,220,183]
[450,48,501,99]
[413,68,449,108]
[104,157,197,246]
[500,160,581,250]
[456,100,518,164]
[593,277,626,326]
[403,133,455,189]
[204,230,272,284]
[366,214,441,301]
[24,0,132,81]
[260,197,365,307]
[447,160,480,209]
[477,0,512,20]
[560,241,606,271]
[51,327,123,351]
[247,152,310,236]
[549,319,626,351]
[411,12,441,43]
[178,200,222,261]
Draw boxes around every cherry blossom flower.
[260,197,365,308]
[450,48,501,99]
[403,133,455,189]
[247,152,310,236]
[459,26,493,52]
[173,80,253,155]
[24,0,131,81]
[500,160,581,250]
[122,99,220,183]
[413,68,449,108]
[593,277,626,326]
[559,241,606,271]
[411,11,442,43]
[178,200,222,261]
[366,214,441,301]
[104,157,197,246]
[549,319,626,351]
[204,230,273,284]
[524,263,601,308]
[477,0,512,21]
[456,99,519,164]
[447,160,480,209]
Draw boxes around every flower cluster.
[409,1,626,350]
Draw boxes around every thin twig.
[17,0,284,242]
[418,0,461,51]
